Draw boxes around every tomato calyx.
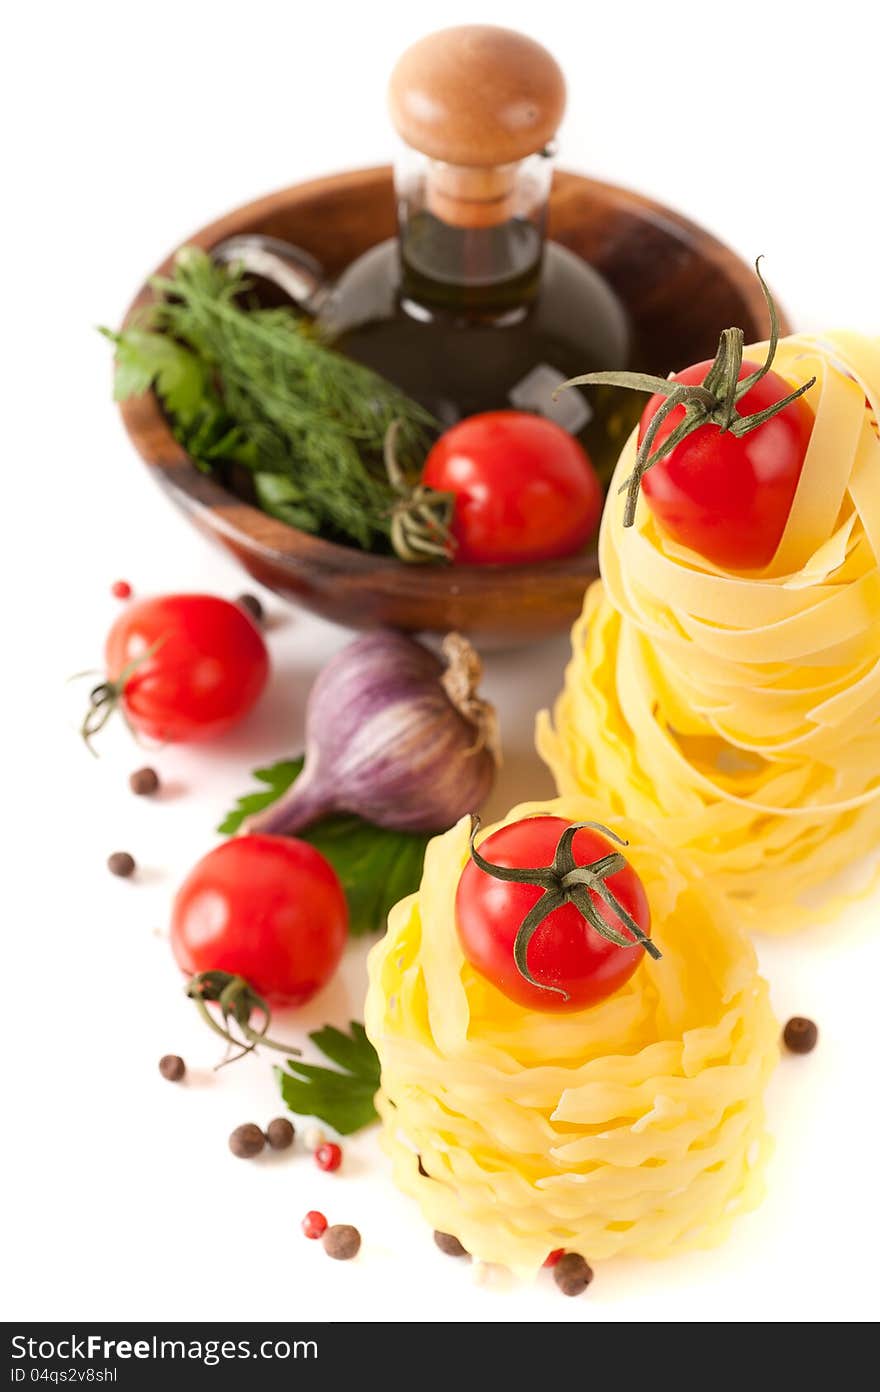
[185,970,302,1068]
[467,816,661,1001]
[557,259,816,528]
[384,419,456,564]
[76,639,165,755]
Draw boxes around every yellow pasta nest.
[365,798,777,1271]
[539,332,880,933]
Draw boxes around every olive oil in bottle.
[318,26,638,479]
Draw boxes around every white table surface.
[5,0,879,1324]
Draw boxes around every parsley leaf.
[101,323,258,477]
[217,759,303,835]
[305,814,428,940]
[276,1022,380,1135]
[100,326,207,425]
[218,758,429,937]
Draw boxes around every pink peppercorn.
[302,1210,328,1240]
[315,1142,342,1173]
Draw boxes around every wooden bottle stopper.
[389,26,566,228]
[425,164,519,229]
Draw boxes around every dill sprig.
[107,247,435,551]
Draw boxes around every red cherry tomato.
[422,411,602,564]
[170,835,348,1007]
[456,817,651,1012]
[105,594,269,742]
[638,361,814,569]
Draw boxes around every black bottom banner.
[4,1317,796,1380]
[5,1323,589,1386]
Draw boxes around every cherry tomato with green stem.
[171,835,348,1007]
[422,411,603,565]
[456,816,653,1012]
[84,593,269,748]
[637,360,814,569]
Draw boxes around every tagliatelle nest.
[365,799,777,1272]
[539,333,880,934]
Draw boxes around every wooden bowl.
[119,166,788,646]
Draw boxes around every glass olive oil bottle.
[318,26,638,479]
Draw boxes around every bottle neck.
[394,148,553,319]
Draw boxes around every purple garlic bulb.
[246,630,500,836]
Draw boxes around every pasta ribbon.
[365,800,778,1270]
[539,333,880,932]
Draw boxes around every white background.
[4,0,879,1325]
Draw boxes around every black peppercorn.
[783,1016,818,1054]
[158,1054,185,1082]
[228,1123,266,1159]
[323,1224,361,1261]
[265,1117,295,1150]
[553,1252,593,1297]
[107,851,136,878]
[129,766,160,796]
[434,1230,468,1257]
[236,593,264,625]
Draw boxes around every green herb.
[99,325,255,472]
[103,247,436,550]
[104,327,203,416]
[307,811,429,939]
[217,759,302,835]
[219,757,429,937]
[277,1022,380,1135]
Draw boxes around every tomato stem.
[384,419,456,564]
[467,817,661,1001]
[77,639,165,755]
[554,258,817,527]
[185,971,302,1069]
